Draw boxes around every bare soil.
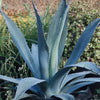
[2,0,60,16]
[1,0,100,16]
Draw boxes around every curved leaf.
[65,62,100,75]
[66,18,100,65]
[30,85,45,98]
[47,62,100,96]
[49,0,71,78]
[60,71,93,89]
[0,75,20,84]
[18,93,33,100]
[62,82,94,93]
[54,93,75,100]
[63,77,100,93]
[14,77,45,100]
[67,78,100,87]
[0,10,40,78]
[32,0,49,81]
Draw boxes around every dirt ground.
[1,0,100,16]
[2,0,60,16]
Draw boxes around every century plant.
[0,0,100,100]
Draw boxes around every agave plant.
[0,0,100,100]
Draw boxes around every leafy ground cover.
[0,0,100,100]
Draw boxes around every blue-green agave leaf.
[74,87,90,94]
[14,77,45,100]
[32,0,49,81]
[18,93,33,100]
[65,62,100,75]
[49,0,71,78]
[0,10,40,78]
[31,44,40,75]
[0,75,20,84]
[43,3,50,25]
[61,62,100,91]
[46,67,71,96]
[64,77,100,93]
[67,78,100,86]
[48,62,100,95]
[30,85,45,98]
[60,71,93,89]
[47,0,66,54]
[58,16,69,64]
[62,82,94,93]
[54,93,75,100]
[66,18,100,65]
